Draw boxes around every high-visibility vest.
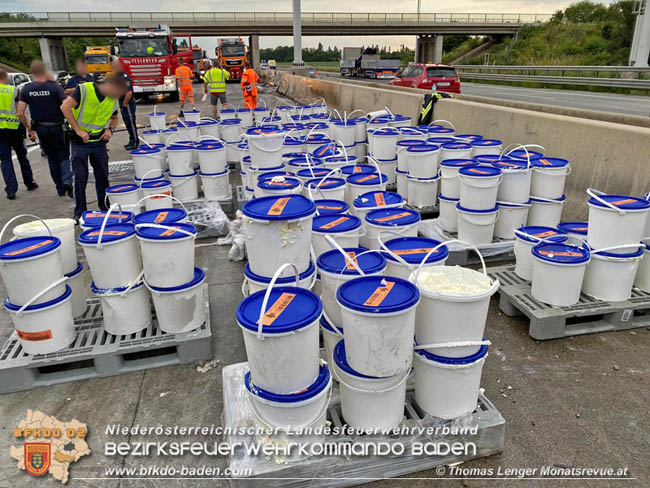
[0,84,19,130]
[203,68,229,93]
[71,82,118,141]
[241,68,259,97]
[175,65,192,88]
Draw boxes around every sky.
[5,0,605,51]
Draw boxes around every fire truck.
[115,25,193,99]
[215,38,247,81]
[191,45,208,82]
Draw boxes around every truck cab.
[84,46,112,79]
[216,38,247,81]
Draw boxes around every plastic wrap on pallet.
[185,200,230,237]
[216,211,247,261]
[418,218,515,257]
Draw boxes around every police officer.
[64,59,95,95]
[18,60,72,198]
[60,73,127,222]
[0,69,36,200]
[111,58,138,150]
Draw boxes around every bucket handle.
[377,229,432,269]
[165,132,182,147]
[497,200,531,207]
[587,187,626,215]
[256,263,301,340]
[137,168,165,190]
[430,119,456,132]
[321,309,343,337]
[458,172,503,188]
[0,214,53,246]
[412,239,489,283]
[514,228,570,245]
[134,194,188,213]
[330,248,382,290]
[414,339,492,350]
[306,167,344,202]
[324,235,365,275]
[97,203,124,250]
[137,136,154,149]
[119,269,145,297]
[590,242,645,256]
[17,276,69,316]
[456,207,500,227]
[134,223,197,239]
[500,144,533,170]
[337,365,411,395]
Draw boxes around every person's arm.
[99,113,118,142]
[203,73,209,94]
[64,78,77,96]
[60,95,89,142]
[223,69,230,81]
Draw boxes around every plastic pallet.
[407,203,439,220]
[180,194,236,238]
[90,160,136,182]
[0,296,212,394]
[223,362,505,488]
[489,264,650,340]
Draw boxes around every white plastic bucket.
[458,166,503,210]
[530,158,571,199]
[439,160,478,200]
[248,164,285,192]
[4,284,75,355]
[131,147,163,180]
[396,140,422,171]
[148,110,166,131]
[337,275,420,376]
[406,144,440,179]
[65,262,89,318]
[320,316,343,381]
[471,139,502,157]
[396,169,408,198]
[582,245,643,301]
[199,120,220,138]
[306,177,346,202]
[364,207,420,251]
[219,118,242,142]
[226,141,242,163]
[380,236,449,281]
[527,195,566,227]
[237,268,321,393]
[494,200,531,240]
[201,170,231,201]
[92,280,152,335]
[242,195,315,277]
[331,121,357,147]
[414,344,488,419]
[135,222,197,288]
[531,242,590,306]
[333,339,408,431]
[407,175,439,209]
[634,244,650,292]
[257,176,302,199]
[438,195,459,233]
[441,142,472,161]
[142,129,161,145]
[457,204,499,245]
[513,226,568,281]
[247,127,286,168]
[557,222,588,243]
[169,171,200,202]
[368,128,399,160]
[237,109,254,126]
[105,184,142,216]
[352,190,405,223]
[12,217,77,275]
[586,190,650,249]
[196,142,227,174]
[494,160,532,204]
[312,215,363,259]
[376,158,397,185]
[140,180,173,211]
[147,267,207,333]
[166,145,195,176]
[345,173,388,207]
[243,261,316,296]
[176,122,199,141]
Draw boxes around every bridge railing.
[0,12,552,24]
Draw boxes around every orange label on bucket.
[532,231,557,238]
[467,168,493,175]
[268,197,290,216]
[363,281,395,307]
[160,226,182,236]
[374,211,411,223]
[498,161,520,167]
[539,250,583,257]
[315,180,337,187]
[537,159,553,166]
[394,248,437,255]
[610,198,637,206]
[149,181,168,187]
[17,329,52,341]
[87,231,127,237]
[573,227,588,231]
[111,185,133,192]
[4,240,53,256]
[374,193,386,206]
[269,181,293,186]
[354,175,377,183]
[345,251,359,271]
[353,166,363,173]
[320,216,349,230]
[151,191,171,199]
[154,212,169,223]
[261,292,296,325]
[317,205,342,210]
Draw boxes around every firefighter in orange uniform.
[240,61,260,109]
[175,58,194,116]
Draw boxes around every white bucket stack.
[456,165,502,245]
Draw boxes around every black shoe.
[57,190,66,197]
[179,110,184,117]
[7,193,16,200]
[73,216,80,226]
[125,142,138,151]
[26,182,38,191]
[65,183,73,198]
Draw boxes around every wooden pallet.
[223,361,505,488]
[489,264,650,340]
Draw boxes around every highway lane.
[319,72,650,117]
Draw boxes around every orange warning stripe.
[87,231,127,237]
[160,226,182,237]
[17,329,53,341]
[4,239,53,256]
[466,168,494,175]
[317,205,343,210]
[610,198,637,206]
[363,281,396,307]
[154,212,169,223]
[374,193,386,206]
[373,211,412,223]
[532,231,558,238]
[539,250,583,257]
[268,197,290,216]
[393,247,438,255]
[345,251,359,271]
[261,293,296,326]
[353,166,363,173]
[150,191,171,199]
[354,174,377,183]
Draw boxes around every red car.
[390,63,461,94]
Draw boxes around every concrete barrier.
[261,71,650,219]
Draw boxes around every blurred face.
[101,81,127,100]
[111,60,123,73]
[76,61,87,75]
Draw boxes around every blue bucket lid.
[169,170,198,178]
[106,183,139,194]
[369,117,391,125]
[456,203,498,214]
[242,194,316,221]
[415,340,488,365]
[262,116,282,122]
[472,139,502,147]
[288,158,323,168]
[283,151,307,160]
[391,114,411,121]
[245,363,330,402]
[366,207,420,226]
[148,267,206,292]
[426,137,455,145]
[143,129,159,134]
[91,280,145,295]
[320,314,343,334]
[491,159,530,170]
[298,168,331,179]
[508,149,544,160]
[397,139,427,148]
[593,245,644,259]
[306,122,328,129]
[456,134,483,141]
[442,142,472,150]
[237,107,252,113]
[347,173,388,186]
[177,120,198,127]
[354,191,404,209]
[64,261,84,278]
[247,126,283,135]
[136,222,197,240]
[429,127,454,134]
[324,155,358,164]
[341,164,376,176]
[383,237,449,265]
[0,236,60,261]
[282,122,304,129]
[588,194,650,210]
[372,127,399,136]
[459,165,502,177]
[440,158,478,168]
[200,169,228,177]
[533,157,570,168]
[258,170,295,180]
[160,128,177,133]
[254,107,270,112]
[532,242,590,264]
[498,199,532,208]
[438,194,460,202]
[399,127,424,135]
[140,179,171,190]
[196,142,224,150]
[220,118,240,124]
[5,285,71,312]
[334,340,379,379]
[81,210,133,227]
[516,225,567,243]
[473,154,504,163]
[244,260,315,284]
[78,223,135,245]
[237,286,322,334]
[133,208,187,225]
[557,222,588,235]
[337,275,420,314]
[315,199,349,215]
[406,143,439,153]
[313,214,361,233]
[284,138,305,146]
[148,111,165,116]
[333,120,357,126]
[317,247,386,275]
[257,176,302,191]
[198,119,218,126]
[306,177,346,190]
[130,146,161,155]
[312,143,339,158]
[166,144,195,152]
[306,133,329,141]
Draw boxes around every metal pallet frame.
[0,295,212,394]
[489,264,650,340]
[223,362,505,488]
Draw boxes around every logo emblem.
[24,443,51,476]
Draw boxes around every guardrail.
[455,65,650,90]
[0,12,553,24]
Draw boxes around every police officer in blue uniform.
[111,58,138,150]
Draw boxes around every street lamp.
[292,0,304,66]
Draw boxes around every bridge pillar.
[416,35,442,64]
[249,35,260,70]
[292,0,304,66]
[630,2,650,67]
[39,37,68,72]
[433,35,444,64]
